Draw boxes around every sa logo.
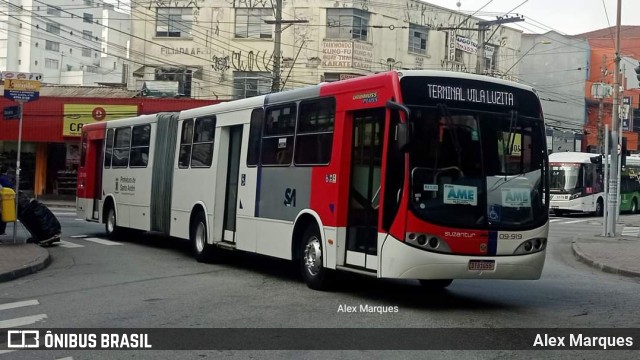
[284,188,296,207]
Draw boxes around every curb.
[0,249,52,283]
[571,241,640,278]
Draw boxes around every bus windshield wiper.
[436,103,462,168]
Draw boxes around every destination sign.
[400,76,541,117]
[427,84,515,106]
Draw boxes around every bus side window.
[104,128,114,168]
[191,117,215,168]
[178,119,194,168]
[247,108,264,166]
[262,104,296,166]
[295,98,335,165]
[112,127,131,168]
[130,124,151,168]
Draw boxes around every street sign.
[3,105,20,120]
[1,71,43,81]
[3,79,40,102]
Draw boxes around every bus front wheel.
[300,225,333,290]
[105,205,120,239]
[191,211,218,263]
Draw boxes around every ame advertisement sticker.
[443,184,477,206]
[501,188,531,208]
[63,104,138,137]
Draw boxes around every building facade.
[518,32,590,153]
[0,0,130,85]
[128,0,524,100]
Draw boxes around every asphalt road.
[1,213,638,359]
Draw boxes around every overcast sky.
[425,0,640,35]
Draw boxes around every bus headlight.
[570,193,580,200]
[513,238,547,255]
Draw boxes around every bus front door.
[346,108,385,271]
[222,125,243,243]
[91,139,104,220]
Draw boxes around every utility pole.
[606,0,622,237]
[597,55,607,154]
[271,0,282,93]
[475,16,524,75]
[267,0,307,93]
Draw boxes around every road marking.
[83,237,122,246]
[549,219,564,223]
[562,219,591,224]
[52,212,77,217]
[0,300,39,311]
[70,235,88,238]
[621,226,640,237]
[0,314,47,328]
[59,240,84,248]
[56,357,74,360]
[0,350,17,354]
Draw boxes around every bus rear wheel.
[300,225,333,290]
[595,198,604,217]
[420,279,453,290]
[191,211,219,263]
[632,198,638,214]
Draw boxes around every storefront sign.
[322,40,353,68]
[352,42,373,71]
[455,35,495,57]
[63,104,138,137]
[3,79,40,102]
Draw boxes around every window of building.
[46,22,60,35]
[262,104,296,166]
[408,23,428,55]
[295,98,335,165]
[130,124,151,167]
[82,47,91,57]
[104,129,114,168]
[83,30,92,41]
[247,108,264,166]
[47,6,60,16]
[45,58,59,69]
[83,13,93,23]
[45,40,60,52]
[112,127,131,168]
[232,71,271,99]
[234,8,272,39]
[156,7,192,37]
[326,8,369,41]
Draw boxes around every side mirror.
[590,155,602,164]
[386,100,411,152]
[396,123,409,152]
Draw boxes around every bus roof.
[396,70,536,93]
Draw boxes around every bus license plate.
[468,260,495,271]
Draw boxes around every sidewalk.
[571,217,640,278]
[0,198,73,282]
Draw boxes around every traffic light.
[636,61,640,81]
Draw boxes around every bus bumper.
[380,237,546,280]
[550,198,589,212]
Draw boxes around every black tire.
[553,209,565,217]
[419,279,453,290]
[300,225,333,290]
[595,198,604,217]
[632,198,638,214]
[191,211,219,263]
[104,205,121,239]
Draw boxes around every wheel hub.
[195,223,206,252]
[304,237,322,276]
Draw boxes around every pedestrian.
[0,165,15,236]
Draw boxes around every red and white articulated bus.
[77,70,549,290]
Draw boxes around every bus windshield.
[549,163,582,192]
[407,105,547,229]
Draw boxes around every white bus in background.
[549,151,640,216]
